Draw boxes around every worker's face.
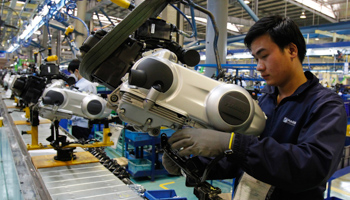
[251,34,293,87]
[69,69,78,81]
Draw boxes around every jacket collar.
[261,71,319,96]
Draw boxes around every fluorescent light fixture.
[226,52,254,59]
[227,23,239,32]
[19,5,49,40]
[16,0,65,49]
[294,0,335,18]
[92,14,122,25]
[6,44,20,53]
[306,48,350,56]
[199,54,261,61]
[188,16,240,33]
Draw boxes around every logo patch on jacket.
[283,117,296,126]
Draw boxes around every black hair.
[68,59,80,72]
[244,15,306,64]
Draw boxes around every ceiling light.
[294,0,335,18]
[244,0,250,4]
[300,10,306,19]
[315,38,319,40]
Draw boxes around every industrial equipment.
[39,81,112,121]
[78,0,266,199]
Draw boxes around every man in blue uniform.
[162,16,347,199]
[68,59,97,140]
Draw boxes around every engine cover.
[110,49,266,136]
[40,86,112,120]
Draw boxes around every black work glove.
[169,128,233,157]
[162,153,181,175]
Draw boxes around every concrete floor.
[327,173,350,200]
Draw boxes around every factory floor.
[1,87,350,200]
[131,175,234,200]
[128,162,350,200]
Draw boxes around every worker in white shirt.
[68,59,97,140]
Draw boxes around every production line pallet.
[0,91,144,200]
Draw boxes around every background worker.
[163,15,347,200]
[68,59,97,140]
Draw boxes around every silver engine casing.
[109,50,266,136]
[9,75,21,92]
[2,72,12,88]
[3,74,19,98]
[39,82,112,121]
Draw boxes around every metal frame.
[0,98,52,200]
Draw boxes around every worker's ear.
[286,43,298,61]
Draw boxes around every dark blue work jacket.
[202,71,347,200]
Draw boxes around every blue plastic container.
[125,129,152,142]
[128,158,152,173]
[144,190,187,200]
[125,128,175,142]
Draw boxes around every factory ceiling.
[101,0,349,38]
[1,0,350,56]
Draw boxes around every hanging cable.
[169,3,195,38]
[46,24,52,43]
[99,8,115,26]
[189,5,197,40]
[95,11,104,28]
[65,0,90,37]
[54,11,67,23]
[22,37,32,48]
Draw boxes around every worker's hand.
[169,128,233,157]
[162,153,181,175]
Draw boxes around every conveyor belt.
[38,163,141,200]
[0,88,143,200]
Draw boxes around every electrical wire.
[99,8,115,26]
[65,0,90,37]
[169,3,196,38]
[22,37,32,48]
[189,5,198,40]
[95,11,104,28]
[54,11,66,23]
[46,24,52,43]
[7,110,23,114]
[43,0,60,45]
